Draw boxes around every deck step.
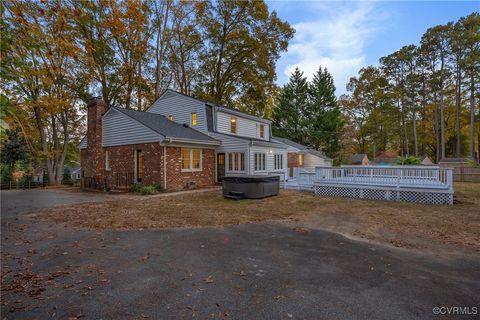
[224,191,246,200]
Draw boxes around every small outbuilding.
[351,153,369,166]
[421,156,435,166]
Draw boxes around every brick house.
[80,90,333,192]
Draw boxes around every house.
[351,153,369,166]
[371,150,398,165]
[421,156,435,166]
[272,137,332,178]
[70,167,82,181]
[79,90,289,192]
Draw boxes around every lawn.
[31,182,480,254]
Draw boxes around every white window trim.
[226,152,246,173]
[181,148,203,172]
[254,152,267,172]
[274,153,284,170]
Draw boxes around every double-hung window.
[259,124,265,138]
[227,152,245,172]
[274,154,283,170]
[191,112,197,126]
[254,153,266,171]
[298,153,304,166]
[230,117,237,134]
[182,148,202,171]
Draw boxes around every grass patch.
[32,182,480,252]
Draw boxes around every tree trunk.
[439,58,446,160]
[413,110,418,157]
[455,64,461,157]
[469,74,476,160]
[433,92,440,163]
[34,107,56,184]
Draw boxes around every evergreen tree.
[271,68,309,144]
[307,67,344,158]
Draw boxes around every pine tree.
[307,67,344,158]
[271,68,309,144]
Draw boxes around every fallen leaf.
[204,276,214,284]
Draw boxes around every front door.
[217,153,225,182]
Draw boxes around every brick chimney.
[86,97,105,188]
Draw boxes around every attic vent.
[183,123,190,128]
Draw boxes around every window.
[298,153,304,166]
[191,112,197,126]
[227,152,245,172]
[105,150,110,171]
[181,148,202,171]
[230,117,237,134]
[274,154,283,170]
[136,150,143,182]
[254,153,266,171]
[168,115,174,121]
[259,124,265,138]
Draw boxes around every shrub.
[128,183,164,195]
[395,156,421,165]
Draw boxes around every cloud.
[279,2,386,95]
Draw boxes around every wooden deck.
[286,166,454,205]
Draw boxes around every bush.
[128,183,163,195]
[395,156,421,165]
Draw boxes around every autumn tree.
[193,0,294,116]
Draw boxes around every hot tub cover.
[221,175,280,183]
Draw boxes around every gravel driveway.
[1,189,479,319]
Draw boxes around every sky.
[267,0,479,95]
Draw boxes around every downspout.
[163,138,172,191]
[163,146,167,191]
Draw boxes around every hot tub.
[222,175,280,199]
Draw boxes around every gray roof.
[352,153,368,164]
[273,137,308,150]
[112,106,219,144]
[213,132,288,149]
[272,137,331,159]
[305,149,332,160]
[153,89,270,124]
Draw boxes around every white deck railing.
[315,166,453,190]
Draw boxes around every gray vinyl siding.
[216,111,270,140]
[209,132,249,175]
[79,136,87,149]
[148,91,208,132]
[249,145,287,177]
[304,153,328,167]
[102,108,162,147]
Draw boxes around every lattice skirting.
[314,184,453,205]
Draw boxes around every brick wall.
[104,143,164,188]
[288,152,301,168]
[80,98,105,189]
[165,147,216,192]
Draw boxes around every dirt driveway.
[1,189,479,319]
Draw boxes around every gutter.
[164,136,220,146]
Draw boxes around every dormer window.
[191,112,197,126]
[259,124,265,138]
[168,115,174,121]
[230,117,237,134]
